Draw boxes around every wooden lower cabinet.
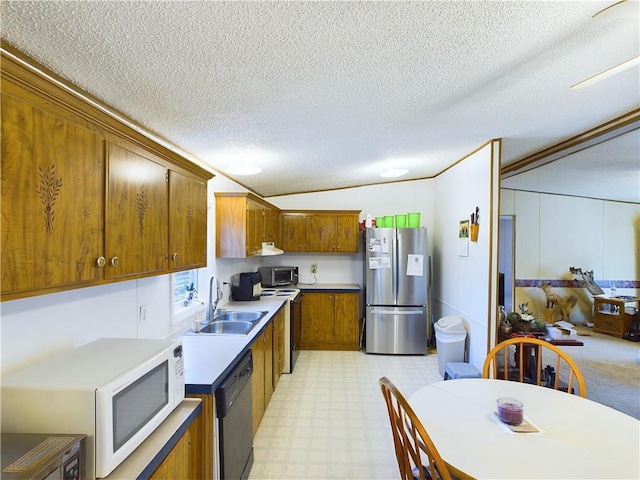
[149,401,207,480]
[273,309,285,391]
[149,429,190,480]
[251,322,274,436]
[593,296,638,338]
[184,394,216,480]
[251,309,287,436]
[300,292,360,350]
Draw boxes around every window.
[172,270,201,325]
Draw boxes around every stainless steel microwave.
[258,266,299,287]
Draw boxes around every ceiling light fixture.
[380,167,409,178]
[593,0,639,19]
[223,164,262,175]
[570,56,640,89]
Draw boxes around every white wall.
[432,142,500,370]
[500,189,640,324]
[267,180,436,285]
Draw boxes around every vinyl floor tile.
[248,349,441,480]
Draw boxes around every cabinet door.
[336,214,359,252]
[263,322,274,407]
[149,429,191,480]
[334,293,360,344]
[169,171,207,270]
[305,214,337,252]
[1,91,104,298]
[263,207,279,244]
[251,334,266,436]
[301,292,335,345]
[106,141,168,279]
[281,214,306,252]
[272,309,285,390]
[245,200,263,256]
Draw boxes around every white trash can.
[435,315,467,378]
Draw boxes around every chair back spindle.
[379,377,453,480]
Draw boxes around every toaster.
[230,272,262,301]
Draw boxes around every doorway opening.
[499,215,515,312]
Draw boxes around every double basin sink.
[191,310,268,335]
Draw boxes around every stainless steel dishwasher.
[216,351,254,480]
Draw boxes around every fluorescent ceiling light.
[571,56,640,90]
[380,168,408,178]
[224,164,262,175]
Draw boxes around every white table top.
[408,379,640,480]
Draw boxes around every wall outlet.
[139,304,148,324]
[311,263,317,273]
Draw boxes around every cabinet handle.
[96,256,106,268]
[110,257,119,267]
[172,253,178,261]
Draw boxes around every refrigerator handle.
[370,308,425,315]
[392,230,398,301]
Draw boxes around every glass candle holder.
[497,397,524,425]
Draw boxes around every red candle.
[497,398,524,425]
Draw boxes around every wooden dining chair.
[482,337,586,397]
[379,377,453,480]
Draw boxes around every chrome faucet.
[209,274,222,321]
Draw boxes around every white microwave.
[1,338,185,479]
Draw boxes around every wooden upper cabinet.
[281,211,360,253]
[105,141,168,280]
[263,206,279,244]
[305,214,336,252]
[246,199,264,256]
[0,46,213,301]
[1,88,104,299]
[280,213,306,252]
[336,214,360,252]
[169,171,207,270]
[215,193,280,258]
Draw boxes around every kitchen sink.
[189,311,268,335]
[213,311,267,322]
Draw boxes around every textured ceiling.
[1,1,638,200]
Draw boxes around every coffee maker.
[230,272,262,301]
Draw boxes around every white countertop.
[181,296,287,393]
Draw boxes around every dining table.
[408,378,640,480]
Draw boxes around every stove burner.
[261,289,277,293]
[278,289,297,293]
[261,292,275,297]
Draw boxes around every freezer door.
[365,228,396,305]
[396,228,428,306]
[365,306,427,354]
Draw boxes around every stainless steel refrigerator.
[365,227,429,354]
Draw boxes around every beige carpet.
[560,325,640,419]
